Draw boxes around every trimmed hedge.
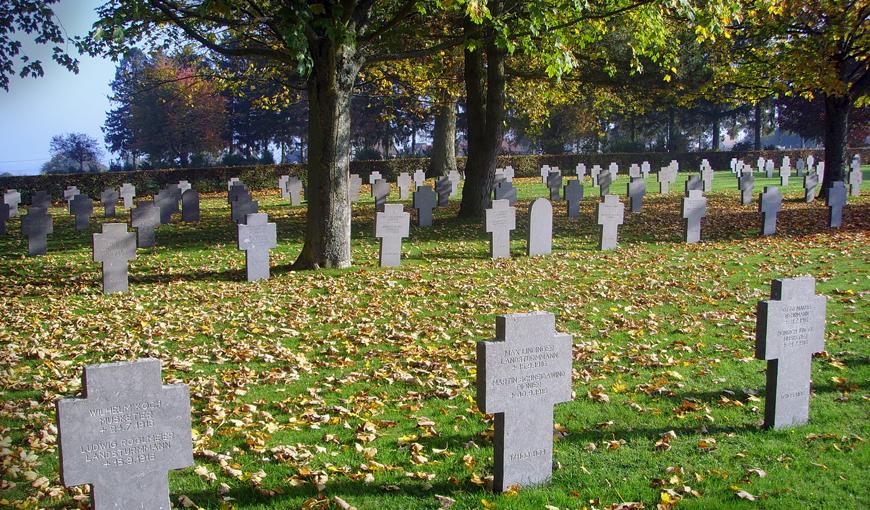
[2,148,867,202]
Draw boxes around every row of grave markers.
[54,276,828,506]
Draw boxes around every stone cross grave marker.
[413,169,426,188]
[349,173,362,203]
[177,180,191,194]
[131,201,160,248]
[757,156,765,173]
[685,175,702,193]
[682,189,707,244]
[369,171,383,185]
[287,177,304,206]
[765,159,775,178]
[759,186,783,236]
[413,185,436,227]
[231,197,258,224]
[503,166,514,182]
[598,168,613,197]
[796,158,805,176]
[756,277,826,429]
[56,358,193,510]
[739,173,755,205]
[4,189,21,216]
[181,189,199,222]
[780,164,791,187]
[448,170,461,196]
[64,186,81,205]
[92,223,137,294]
[0,200,9,235]
[101,188,119,217]
[803,172,819,203]
[21,207,52,256]
[576,163,586,180]
[730,158,738,173]
[485,199,516,259]
[547,171,562,201]
[596,195,624,250]
[476,312,572,492]
[435,176,451,207]
[658,166,676,194]
[238,213,277,281]
[591,165,602,186]
[495,169,506,186]
[826,181,846,228]
[540,164,550,184]
[372,179,390,212]
[32,190,51,209]
[228,182,248,203]
[120,183,136,209]
[375,203,410,267]
[527,198,552,256]
[154,190,177,224]
[608,162,618,180]
[807,155,814,168]
[70,195,94,231]
[397,172,412,200]
[629,164,640,179]
[701,164,714,192]
[627,176,646,213]
[782,155,791,170]
[564,180,583,218]
[227,177,240,191]
[493,181,517,206]
[641,161,650,178]
[278,175,290,200]
[848,159,862,197]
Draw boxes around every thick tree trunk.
[458,10,505,219]
[821,93,850,193]
[753,102,762,150]
[430,95,457,177]
[292,37,361,270]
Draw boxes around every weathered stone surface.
[485,199,516,259]
[413,169,426,188]
[231,197,258,224]
[658,166,677,194]
[756,277,827,429]
[237,213,277,281]
[397,172,412,200]
[701,162,714,192]
[228,182,248,204]
[759,186,783,236]
[154,190,178,224]
[627,177,645,213]
[476,312,572,492]
[56,358,193,510]
[575,163,586,180]
[286,177,304,205]
[539,164,551,184]
[739,173,755,205]
[177,181,191,194]
[278,175,290,200]
[493,181,517,205]
[4,190,21,216]
[641,161,651,178]
[685,175,702,193]
[564,180,583,218]
[131,201,160,248]
[70,195,94,231]
[181,189,200,222]
[372,179,390,212]
[848,158,862,196]
[435,176,451,207]
[32,190,52,209]
[682,189,707,244]
[369,171,383,185]
[349,174,363,203]
[598,169,612,197]
[64,186,81,205]
[547,171,562,201]
[448,170,461,196]
[413,185,436,227]
[21,207,52,256]
[628,164,640,179]
[92,223,137,294]
[826,181,846,228]
[803,172,819,203]
[780,165,791,187]
[596,195,624,250]
[101,188,119,217]
[120,183,136,209]
[375,204,410,267]
[527,199,552,256]
[765,159,775,178]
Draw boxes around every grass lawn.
[0,169,868,510]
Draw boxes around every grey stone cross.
[476,312,572,492]
[435,176,451,207]
[628,164,640,179]
[591,165,602,186]
[413,185,436,227]
[546,171,562,201]
[287,177,304,205]
[228,182,249,204]
[177,180,191,194]
[413,169,426,188]
[154,190,177,224]
[447,170,461,196]
[181,189,199,222]
[765,159,775,178]
[32,190,52,209]
[485,199,516,259]
[227,177,240,191]
[372,179,390,212]
[539,164,550,184]
[575,163,587,180]
[701,164,714,192]
[848,160,862,197]
[131,201,161,248]
[93,223,137,294]
[375,204,410,267]
[70,195,94,231]
[756,277,826,429]
[596,195,624,250]
[101,188,119,217]
[759,186,783,236]
[397,172,412,200]
[493,181,517,206]
[56,358,193,510]
[796,159,805,176]
[681,189,707,244]
[826,181,846,228]
[780,164,791,187]
[685,175,702,193]
[278,175,290,200]
[120,183,136,209]
[21,206,53,256]
[739,173,755,205]
[608,162,618,180]
[231,197,258,224]
[757,156,765,173]
[349,173,363,203]
[368,171,383,185]
[627,177,645,213]
[4,189,21,216]
[64,186,81,206]
[598,169,612,197]
[807,154,815,169]
[564,180,583,218]
[641,161,651,178]
[803,172,819,203]
[658,166,676,194]
[527,198,552,256]
[238,212,277,281]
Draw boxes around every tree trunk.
[458,8,505,219]
[754,102,762,150]
[666,109,674,151]
[712,115,720,151]
[292,36,361,270]
[430,94,458,177]
[821,93,850,194]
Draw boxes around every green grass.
[0,169,868,510]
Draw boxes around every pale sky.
[0,1,114,175]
